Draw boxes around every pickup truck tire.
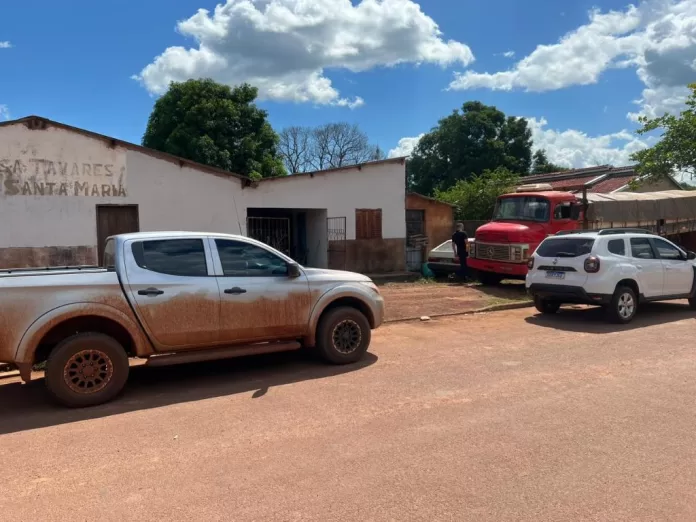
[316,307,371,365]
[607,286,638,324]
[45,333,129,408]
[534,296,561,315]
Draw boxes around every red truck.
[468,184,580,284]
[468,183,696,284]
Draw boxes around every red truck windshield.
[493,196,550,222]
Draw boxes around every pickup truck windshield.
[493,196,550,222]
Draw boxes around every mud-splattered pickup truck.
[0,232,384,407]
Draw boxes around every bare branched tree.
[278,126,312,174]
[278,122,385,173]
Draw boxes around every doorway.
[96,205,140,264]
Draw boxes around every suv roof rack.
[597,228,654,236]
[554,228,654,237]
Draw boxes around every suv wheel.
[316,307,371,365]
[534,296,561,315]
[608,286,638,324]
[45,333,130,408]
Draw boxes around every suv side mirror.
[570,204,582,221]
[287,263,302,278]
[687,251,696,261]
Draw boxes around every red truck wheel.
[44,333,129,408]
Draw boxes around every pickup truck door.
[628,238,664,298]
[651,237,694,296]
[122,237,220,349]
[210,238,311,344]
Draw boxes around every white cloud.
[0,41,11,49]
[0,105,9,121]
[448,0,696,121]
[136,0,474,107]
[527,117,653,168]
[388,134,424,158]
[502,50,515,58]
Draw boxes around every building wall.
[245,161,407,273]
[406,194,454,248]
[631,178,681,193]
[0,122,407,273]
[0,123,245,268]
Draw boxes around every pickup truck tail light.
[527,257,535,270]
[584,256,600,273]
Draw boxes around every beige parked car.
[0,232,384,407]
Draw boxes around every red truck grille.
[475,242,510,261]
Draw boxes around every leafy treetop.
[142,79,286,179]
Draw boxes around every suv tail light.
[584,256,600,273]
[527,257,535,270]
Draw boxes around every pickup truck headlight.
[360,282,381,294]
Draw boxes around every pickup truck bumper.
[468,258,528,278]
[373,295,385,328]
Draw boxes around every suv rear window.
[536,238,595,258]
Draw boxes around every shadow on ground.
[447,280,529,302]
[0,350,378,436]
[525,302,696,333]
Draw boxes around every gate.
[405,209,425,272]
[327,217,347,270]
[246,217,291,256]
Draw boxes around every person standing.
[451,222,469,280]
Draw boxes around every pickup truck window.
[132,239,208,277]
[103,239,115,269]
[215,239,289,277]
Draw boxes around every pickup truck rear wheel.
[45,333,129,408]
[316,307,371,365]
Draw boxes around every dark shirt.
[452,230,468,257]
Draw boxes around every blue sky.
[1,0,694,168]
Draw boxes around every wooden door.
[96,205,139,264]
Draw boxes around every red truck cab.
[468,185,581,284]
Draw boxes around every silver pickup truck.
[0,232,384,407]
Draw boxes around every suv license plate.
[545,271,565,280]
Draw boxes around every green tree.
[631,83,696,183]
[408,101,532,194]
[143,79,286,179]
[434,167,520,221]
[530,149,567,174]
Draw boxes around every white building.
[0,116,407,273]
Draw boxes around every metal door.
[327,217,347,270]
[246,217,291,256]
[406,209,425,272]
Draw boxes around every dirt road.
[2,303,696,521]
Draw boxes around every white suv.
[525,229,696,323]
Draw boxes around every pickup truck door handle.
[224,287,247,295]
[138,287,164,296]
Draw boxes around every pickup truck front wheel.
[45,333,129,408]
[316,307,371,365]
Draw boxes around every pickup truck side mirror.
[687,251,696,261]
[287,263,302,278]
[569,204,582,221]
